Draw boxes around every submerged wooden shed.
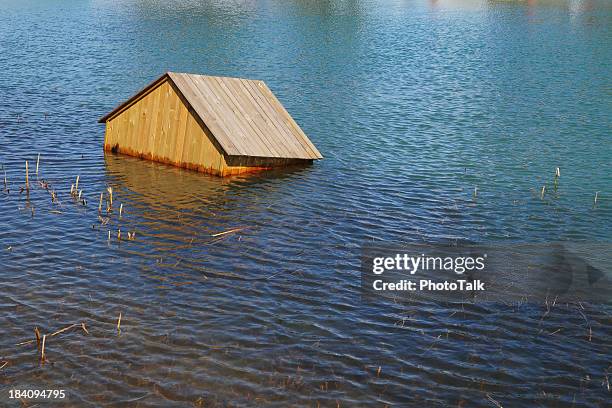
[99,72,322,176]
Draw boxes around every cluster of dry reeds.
[2,155,137,244]
[6,313,123,368]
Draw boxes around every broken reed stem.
[81,323,89,335]
[25,161,29,190]
[119,203,123,218]
[99,192,103,212]
[555,167,560,178]
[35,327,41,348]
[117,312,122,333]
[36,153,40,176]
[75,175,79,192]
[3,170,7,191]
[40,334,46,363]
[0,361,7,370]
[594,191,599,205]
[107,186,113,207]
[211,227,246,237]
[49,323,79,337]
[540,185,546,199]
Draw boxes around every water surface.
[0,0,611,406]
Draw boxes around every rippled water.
[1,0,611,406]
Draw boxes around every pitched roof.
[99,72,322,160]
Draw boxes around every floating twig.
[49,323,79,337]
[0,361,7,370]
[81,323,89,335]
[211,227,246,237]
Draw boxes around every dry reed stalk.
[108,230,111,241]
[107,186,113,207]
[555,167,560,178]
[117,229,121,240]
[540,185,546,199]
[119,203,123,218]
[3,170,7,191]
[75,175,79,192]
[25,161,29,190]
[49,323,79,337]
[36,153,40,176]
[99,193,103,212]
[0,361,7,370]
[594,192,599,205]
[211,227,246,237]
[117,312,122,333]
[78,190,82,200]
[473,187,478,198]
[70,184,74,195]
[35,327,41,348]
[486,394,503,408]
[40,334,46,363]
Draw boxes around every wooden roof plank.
[170,72,242,156]
[217,77,289,158]
[259,81,323,159]
[240,79,309,158]
[239,79,304,158]
[204,76,271,157]
[193,75,259,156]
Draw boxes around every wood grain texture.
[101,72,321,176]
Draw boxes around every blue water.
[0,1,610,406]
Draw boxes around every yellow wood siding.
[104,79,228,176]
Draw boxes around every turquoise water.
[1,1,610,406]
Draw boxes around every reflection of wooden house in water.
[99,72,322,177]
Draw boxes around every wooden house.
[99,72,322,176]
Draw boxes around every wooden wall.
[103,79,310,176]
